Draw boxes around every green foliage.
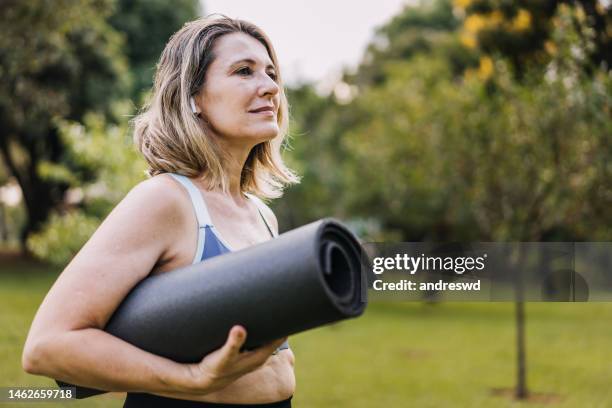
[0,0,199,252]
[0,0,128,129]
[283,1,610,242]
[458,0,611,77]
[28,107,148,264]
[280,0,474,239]
[54,109,148,208]
[26,211,100,266]
[0,0,130,246]
[347,0,473,87]
[0,204,26,250]
[109,0,200,99]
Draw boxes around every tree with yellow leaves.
[455,0,611,78]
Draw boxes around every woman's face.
[196,32,280,145]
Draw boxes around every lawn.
[1,257,611,407]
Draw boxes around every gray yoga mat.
[57,218,367,398]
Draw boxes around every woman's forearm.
[22,328,200,394]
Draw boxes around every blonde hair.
[133,15,299,199]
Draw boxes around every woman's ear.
[190,97,201,115]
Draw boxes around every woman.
[22,16,299,408]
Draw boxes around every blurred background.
[1,0,610,406]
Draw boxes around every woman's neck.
[200,138,255,201]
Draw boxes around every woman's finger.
[218,325,247,366]
[235,337,288,369]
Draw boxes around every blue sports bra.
[168,173,289,352]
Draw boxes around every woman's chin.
[249,127,279,142]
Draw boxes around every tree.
[0,0,200,250]
[284,1,610,401]
[456,0,611,78]
[28,109,148,265]
[108,0,202,100]
[347,0,472,88]
[0,0,128,249]
[280,0,469,238]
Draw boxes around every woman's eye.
[236,67,252,76]
[267,72,278,81]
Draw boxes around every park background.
[0,0,610,406]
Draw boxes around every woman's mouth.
[249,106,275,116]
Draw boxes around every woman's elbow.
[22,336,52,375]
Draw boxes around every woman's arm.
[21,175,283,396]
[21,176,196,392]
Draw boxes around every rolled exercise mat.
[57,218,367,398]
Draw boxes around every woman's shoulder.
[124,174,192,222]
[131,173,185,198]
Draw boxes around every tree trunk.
[515,300,527,399]
[19,172,63,251]
[514,245,528,399]
[0,133,68,252]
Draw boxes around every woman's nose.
[257,73,279,97]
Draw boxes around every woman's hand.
[185,326,287,394]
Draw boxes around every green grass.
[1,258,611,407]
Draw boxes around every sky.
[203,0,413,91]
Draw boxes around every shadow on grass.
[491,387,563,404]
